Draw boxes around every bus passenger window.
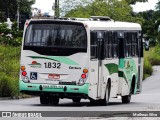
[131,32,138,57]
[125,32,132,57]
[125,32,138,57]
[105,32,113,58]
[112,32,118,58]
[105,32,118,59]
[90,32,97,59]
[55,38,60,45]
[46,35,52,46]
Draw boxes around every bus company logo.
[125,61,130,69]
[28,61,41,68]
[69,66,81,70]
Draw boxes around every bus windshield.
[24,23,87,48]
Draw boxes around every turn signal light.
[83,69,88,73]
[21,66,26,71]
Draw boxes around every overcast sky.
[32,0,158,13]
[132,0,158,12]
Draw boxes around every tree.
[153,0,160,43]
[0,22,23,46]
[60,0,91,16]
[64,0,144,24]
[61,0,148,15]
[0,0,17,22]
[125,0,148,5]
[0,0,35,22]
[18,0,35,15]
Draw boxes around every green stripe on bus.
[119,58,138,88]
[118,71,129,87]
[118,71,124,77]
[104,63,118,75]
[19,81,89,94]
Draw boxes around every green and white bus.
[19,16,144,105]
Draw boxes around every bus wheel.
[40,95,49,105]
[90,100,96,105]
[101,83,110,106]
[49,96,59,105]
[122,85,132,103]
[72,98,81,103]
[122,95,131,103]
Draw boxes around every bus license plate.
[42,85,64,89]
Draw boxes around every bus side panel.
[137,57,144,93]
[119,58,138,96]
[88,61,99,100]
[88,60,119,100]
[103,59,119,98]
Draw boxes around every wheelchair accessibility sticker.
[30,72,37,80]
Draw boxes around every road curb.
[0,96,20,100]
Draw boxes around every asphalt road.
[0,66,160,118]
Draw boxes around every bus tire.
[40,95,49,105]
[49,96,59,105]
[90,100,96,105]
[122,95,131,103]
[101,83,110,106]
[72,98,81,103]
[122,85,132,103]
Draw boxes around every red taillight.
[81,74,86,79]
[22,71,27,76]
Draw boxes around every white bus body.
[20,17,143,105]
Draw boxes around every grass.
[0,46,20,97]
[143,55,153,80]
[143,45,160,80]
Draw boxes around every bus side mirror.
[145,41,149,51]
[143,39,149,51]
[142,34,149,51]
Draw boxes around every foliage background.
[0,0,35,97]
[0,46,20,97]
[0,0,35,22]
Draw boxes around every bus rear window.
[24,23,87,48]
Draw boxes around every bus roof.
[81,21,141,31]
[28,18,141,31]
